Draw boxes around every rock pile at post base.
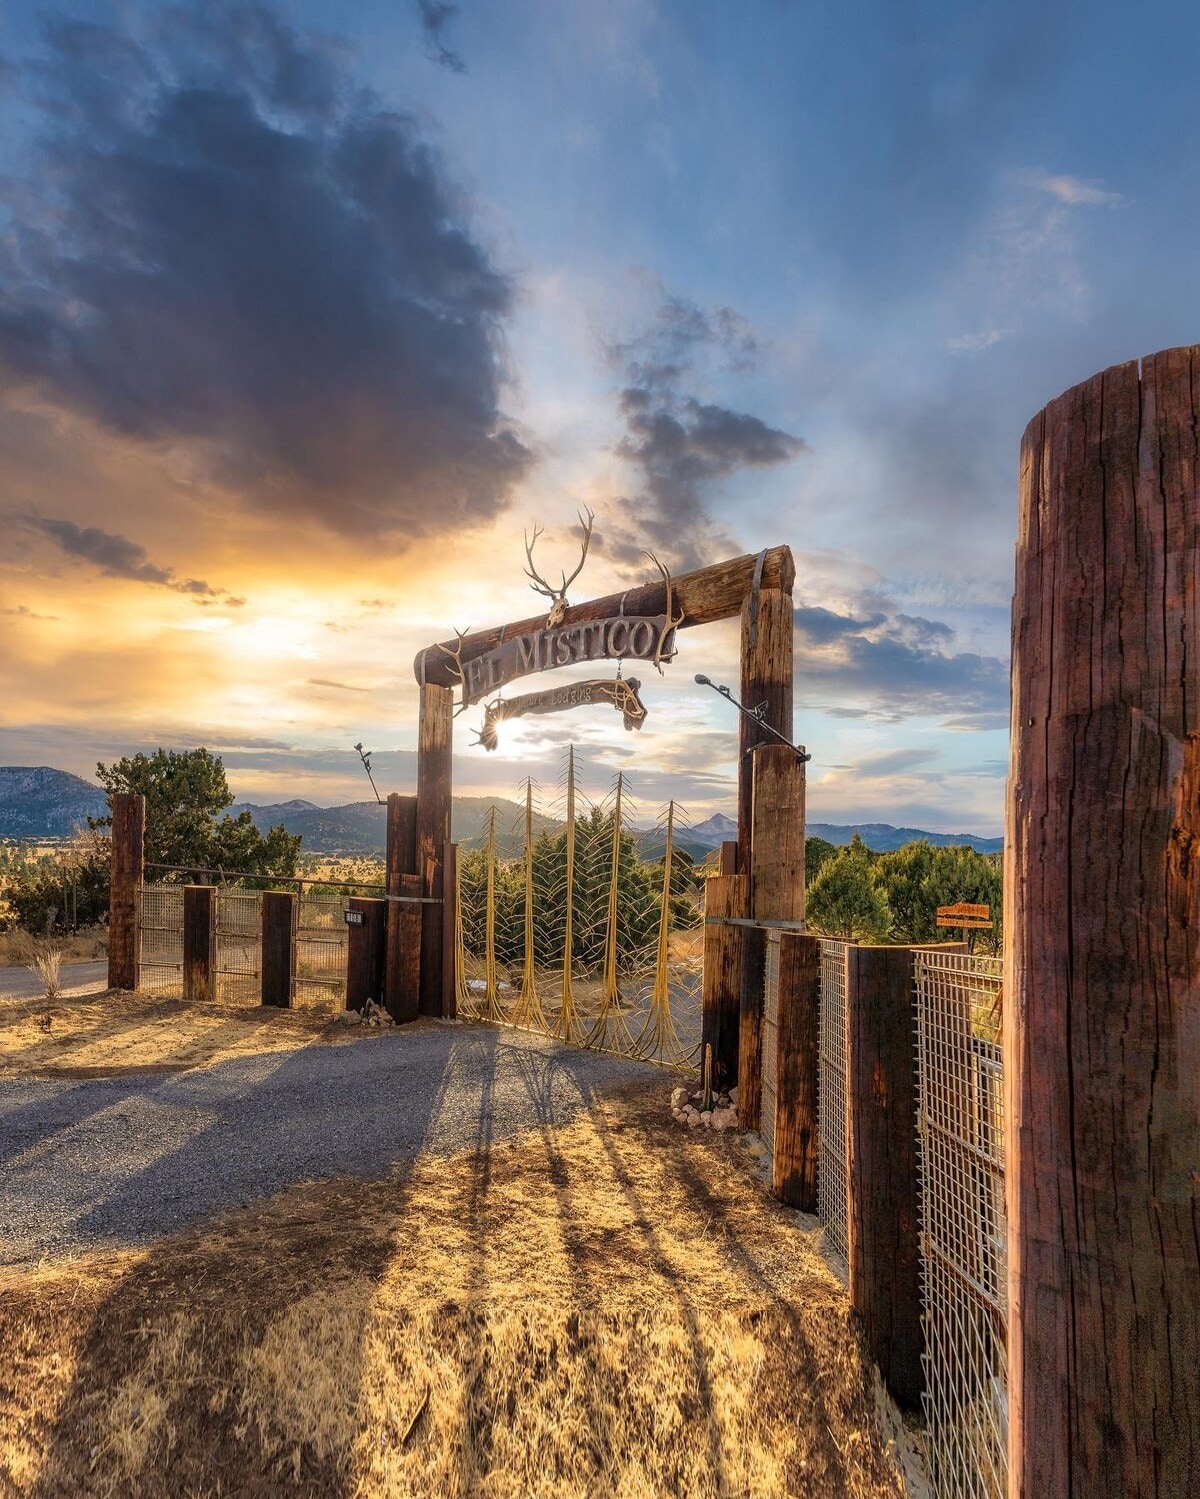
[670,1084,739,1131]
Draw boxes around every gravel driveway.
[0,960,108,1001]
[0,1025,662,1264]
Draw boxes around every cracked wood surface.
[1006,345,1200,1498]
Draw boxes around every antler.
[434,626,472,716]
[644,551,684,672]
[523,507,595,627]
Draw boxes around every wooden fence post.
[846,944,923,1411]
[384,793,419,1021]
[442,840,458,1020]
[738,743,805,1131]
[261,891,295,1008]
[416,684,453,1016]
[772,931,820,1211]
[107,792,144,991]
[182,885,216,1004]
[701,873,748,1092]
[1007,348,1200,1497]
[346,896,387,1011]
[736,586,793,874]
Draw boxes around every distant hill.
[0,766,1002,856]
[0,766,106,837]
[807,822,1003,855]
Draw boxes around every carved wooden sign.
[460,615,676,706]
[475,677,648,752]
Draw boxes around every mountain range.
[0,766,1003,856]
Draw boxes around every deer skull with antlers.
[524,507,594,628]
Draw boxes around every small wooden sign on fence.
[935,901,993,930]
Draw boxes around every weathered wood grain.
[107,792,144,991]
[261,891,295,1009]
[182,885,216,1004]
[846,943,923,1410]
[1007,345,1200,1497]
[772,932,820,1213]
[737,589,794,873]
[701,874,748,1093]
[346,896,387,1011]
[384,793,418,1019]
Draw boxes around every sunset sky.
[0,1,1195,835]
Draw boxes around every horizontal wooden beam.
[413,545,795,687]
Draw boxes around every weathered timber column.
[1007,347,1200,1497]
[416,684,453,1016]
[182,885,216,1004]
[738,743,805,1131]
[261,891,295,1008]
[107,792,144,991]
[736,585,793,873]
[846,944,923,1411]
[346,896,387,1011]
[701,873,748,1092]
[384,793,420,1020]
[772,931,820,1209]
[442,840,458,1019]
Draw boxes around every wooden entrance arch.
[410,544,799,1019]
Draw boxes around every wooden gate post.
[107,792,144,991]
[1007,348,1200,1496]
[738,743,806,1131]
[346,896,387,1011]
[772,931,820,1211]
[736,585,793,874]
[416,684,453,1016]
[182,885,216,1004]
[846,943,923,1411]
[384,793,421,1021]
[261,891,295,1008]
[701,873,748,1092]
[442,840,458,1020]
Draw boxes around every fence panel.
[294,890,348,1007]
[915,949,1006,1499]
[817,938,849,1258]
[139,884,183,996]
[215,889,262,1004]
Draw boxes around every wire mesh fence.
[915,949,1007,1499]
[139,884,184,996]
[760,931,781,1161]
[454,751,705,1068]
[294,890,349,1007]
[817,938,850,1259]
[215,889,262,1004]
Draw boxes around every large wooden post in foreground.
[416,684,453,1017]
[346,896,387,1011]
[107,792,144,991]
[1007,346,1200,1497]
[771,931,820,1211]
[261,892,295,1008]
[701,873,748,1092]
[846,944,923,1410]
[736,585,793,873]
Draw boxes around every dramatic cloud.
[416,1,466,72]
[23,517,229,598]
[0,3,527,537]
[794,604,1008,726]
[607,293,806,569]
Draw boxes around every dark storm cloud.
[608,294,806,570]
[795,607,1008,725]
[0,3,527,536]
[25,517,224,598]
[416,2,466,73]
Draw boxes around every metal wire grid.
[817,938,850,1259]
[294,890,348,1007]
[760,931,781,1160]
[215,888,262,1004]
[139,884,184,996]
[915,950,1007,1499]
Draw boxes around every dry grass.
[0,1085,911,1499]
[0,988,396,1080]
[0,928,107,966]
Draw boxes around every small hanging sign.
[936,902,993,930]
[474,677,648,752]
